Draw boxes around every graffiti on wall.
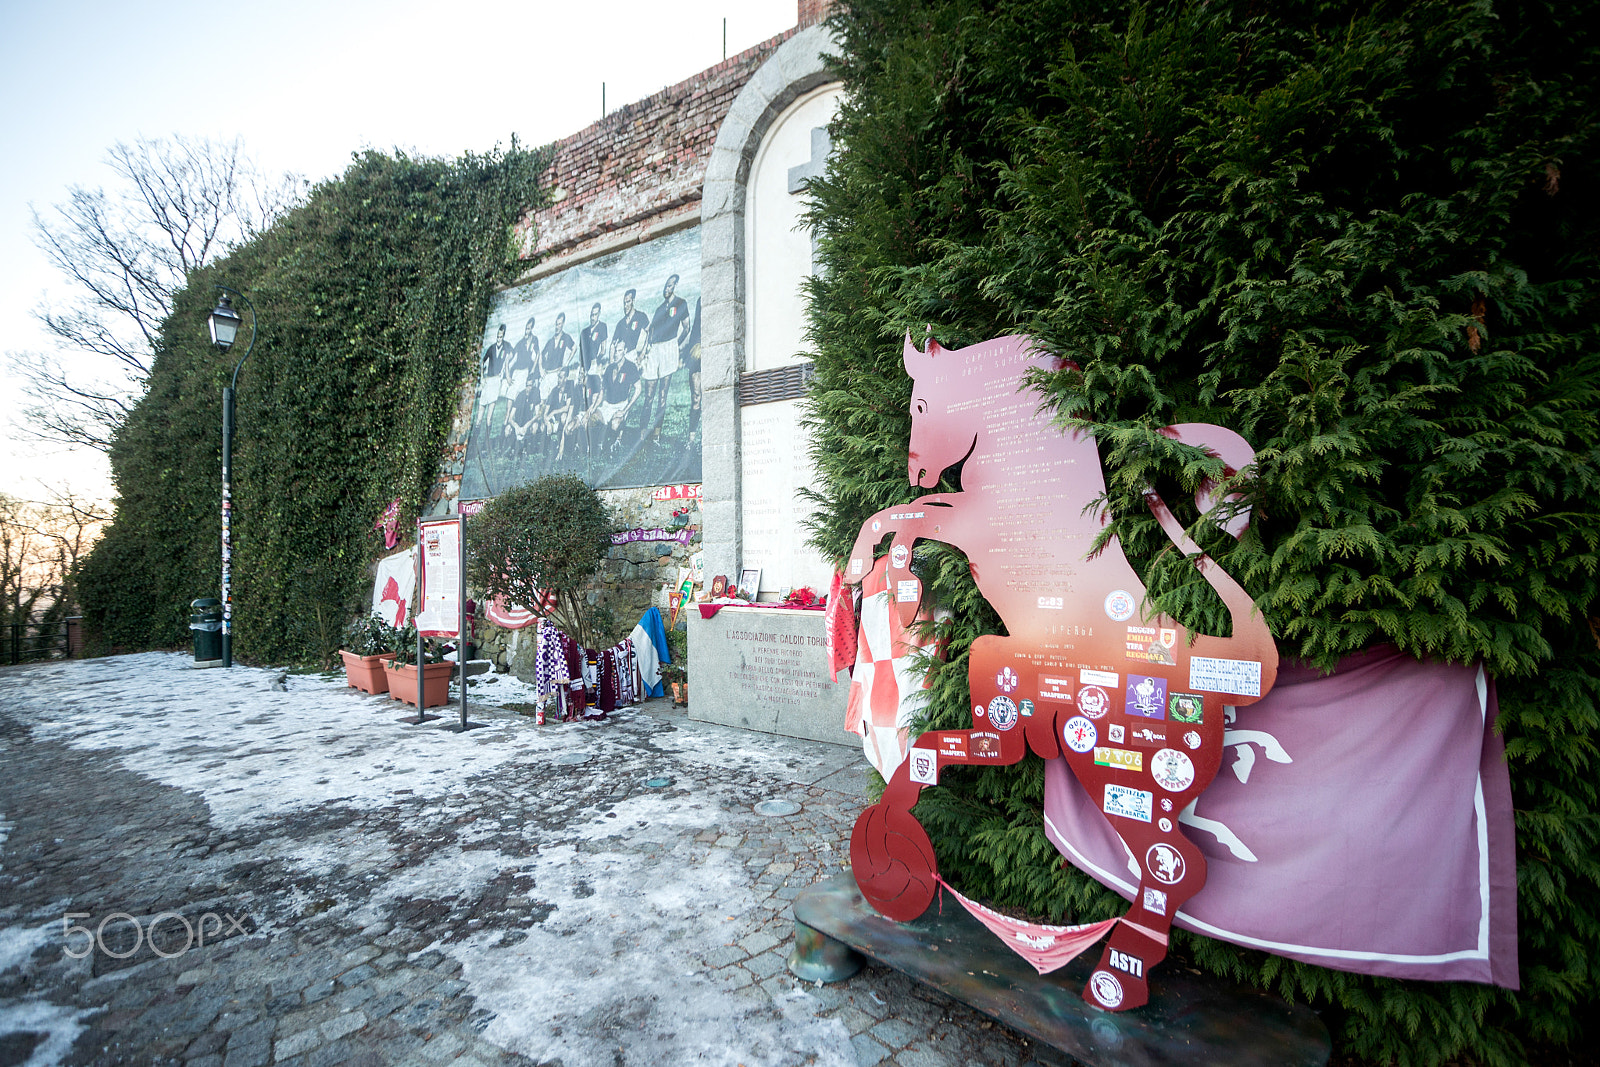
[461,226,702,497]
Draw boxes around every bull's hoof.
[850,803,937,921]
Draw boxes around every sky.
[0,0,801,504]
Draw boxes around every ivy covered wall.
[803,2,1598,1064]
[78,147,548,663]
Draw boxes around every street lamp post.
[208,287,257,669]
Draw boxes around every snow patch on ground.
[0,920,55,980]
[6,654,563,830]
[443,842,855,1067]
[0,1000,86,1067]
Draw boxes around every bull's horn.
[903,331,934,376]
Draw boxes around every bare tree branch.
[17,135,305,453]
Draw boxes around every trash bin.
[190,598,223,663]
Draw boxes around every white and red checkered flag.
[845,557,941,781]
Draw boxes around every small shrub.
[467,474,617,647]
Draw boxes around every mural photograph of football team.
[460,226,702,498]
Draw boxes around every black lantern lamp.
[208,294,243,349]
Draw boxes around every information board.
[415,517,462,638]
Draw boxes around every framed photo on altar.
[710,574,728,598]
[739,568,761,599]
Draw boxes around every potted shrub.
[340,615,403,694]
[383,625,454,709]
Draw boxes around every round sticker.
[1062,716,1098,754]
[871,520,881,532]
[1158,817,1173,832]
[996,667,1018,693]
[1183,730,1202,750]
[1160,798,1173,812]
[1150,749,1196,792]
[1076,685,1110,719]
[1104,589,1136,622]
[890,543,909,569]
[1089,970,1124,1008]
[1146,842,1187,885]
[987,696,1018,731]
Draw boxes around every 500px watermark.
[61,911,253,960]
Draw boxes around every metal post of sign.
[439,511,484,733]
[457,511,468,731]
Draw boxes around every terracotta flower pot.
[383,661,455,709]
[340,650,396,694]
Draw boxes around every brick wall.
[515,28,797,264]
[798,0,835,27]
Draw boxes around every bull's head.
[903,333,974,489]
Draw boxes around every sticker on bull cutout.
[890,543,909,569]
[1142,887,1168,915]
[1080,667,1119,688]
[1128,725,1167,748]
[1062,716,1098,754]
[1104,589,1136,622]
[1093,746,1142,771]
[1019,699,1035,718]
[1158,817,1173,832]
[1109,949,1144,979]
[871,520,882,533]
[1183,730,1202,750]
[1124,625,1176,666]
[850,559,863,575]
[1103,783,1153,822]
[1089,970,1124,1009]
[972,732,1002,757]
[987,696,1018,731]
[1150,748,1196,792]
[996,667,1018,693]
[1168,692,1204,723]
[909,749,937,785]
[1146,842,1186,885]
[1126,675,1167,718]
[1108,723,1125,744]
[1189,656,1263,698]
[1076,685,1110,719]
[938,733,968,758]
[1038,674,1074,702]
[896,580,919,603]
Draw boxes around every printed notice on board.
[415,520,461,637]
[1188,656,1262,697]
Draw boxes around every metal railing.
[6,617,81,664]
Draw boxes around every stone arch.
[698,23,842,583]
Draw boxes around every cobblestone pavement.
[0,655,1073,1067]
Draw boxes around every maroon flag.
[1043,644,1518,987]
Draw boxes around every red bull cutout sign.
[843,333,1279,1012]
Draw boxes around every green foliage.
[390,623,447,666]
[465,474,617,647]
[806,2,1599,1063]
[661,624,688,682]
[77,144,548,663]
[342,614,403,657]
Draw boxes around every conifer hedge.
[78,146,546,663]
[804,2,1598,1063]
